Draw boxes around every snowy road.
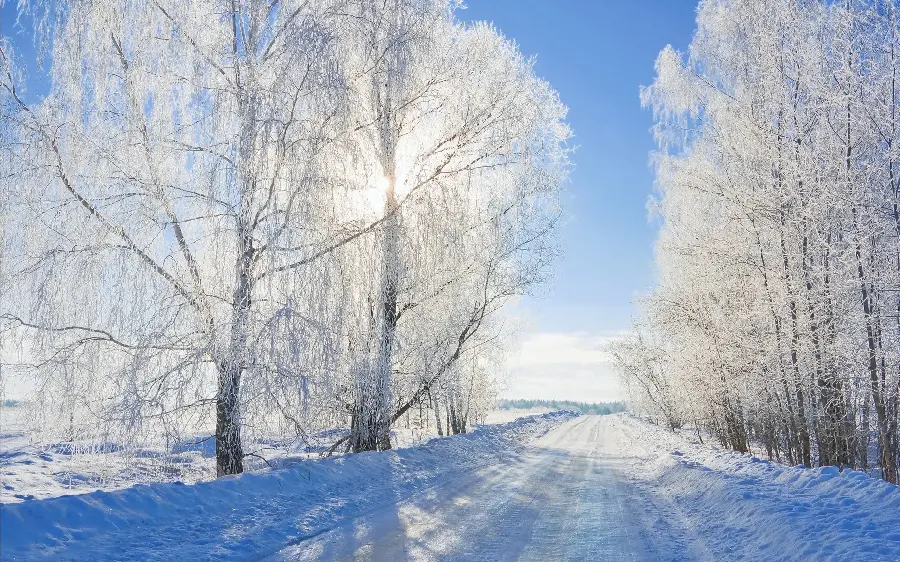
[268,415,706,561]
[5,412,900,561]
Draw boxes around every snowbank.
[0,402,219,504]
[6,411,898,561]
[0,411,576,561]
[608,414,900,561]
[0,404,552,504]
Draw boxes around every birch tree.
[333,3,569,451]
[627,0,900,482]
[1,0,569,476]
[1,0,354,476]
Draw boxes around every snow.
[263,414,900,561]
[3,412,900,561]
[0,411,575,561]
[482,406,552,424]
[617,415,900,560]
[0,402,352,504]
[0,402,548,505]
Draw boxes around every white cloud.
[502,331,626,402]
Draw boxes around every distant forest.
[498,399,628,416]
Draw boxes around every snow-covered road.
[4,412,900,561]
[269,415,665,561]
[270,414,900,562]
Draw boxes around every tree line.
[497,399,627,415]
[0,0,569,476]
[614,0,900,484]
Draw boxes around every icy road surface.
[267,415,695,561]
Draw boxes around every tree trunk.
[350,69,402,451]
[433,394,444,437]
[350,167,399,453]
[449,400,466,435]
[215,237,253,477]
[755,227,799,465]
[216,362,244,477]
[779,222,812,467]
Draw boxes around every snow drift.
[608,415,900,561]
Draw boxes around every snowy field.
[3,411,900,561]
[0,401,340,504]
[0,402,545,504]
[482,406,552,425]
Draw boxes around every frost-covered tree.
[330,2,569,452]
[1,0,359,476]
[0,0,569,477]
[626,0,900,482]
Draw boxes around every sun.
[363,176,391,214]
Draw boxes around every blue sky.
[0,6,49,103]
[461,1,698,334]
[460,1,699,401]
[1,1,700,401]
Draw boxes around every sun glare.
[363,176,391,213]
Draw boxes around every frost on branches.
[617,0,900,483]
[0,0,569,477]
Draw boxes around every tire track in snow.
[269,415,671,561]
